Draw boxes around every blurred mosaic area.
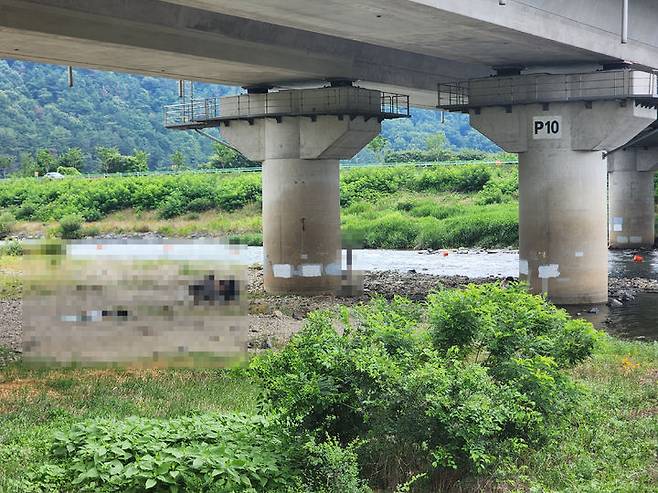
[22,240,248,367]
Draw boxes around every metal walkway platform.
[164,88,410,130]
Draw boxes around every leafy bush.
[31,413,368,492]
[0,239,24,256]
[0,211,15,238]
[413,166,491,193]
[187,197,215,213]
[475,168,518,205]
[58,213,84,239]
[250,287,598,490]
[56,165,82,176]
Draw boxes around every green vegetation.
[250,285,598,490]
[58,214,84,239]
[0,254,22,299]
[0,60,497,172]
[0,211,15,239]
[1,279,656,492]
[0,164,520,248]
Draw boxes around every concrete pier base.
[262,158,341,294]
[608,148,658,249]
[519,149,608,304]
[470,100,655,304]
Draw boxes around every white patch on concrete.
[519,259,529,275]
[538,264,560,279]
[575,251,584,257]
[325,262,342,276]
[300,254,308,260]
[300,264,322,277]
[630,236,643,243]
[272,264,293,278]
[617,236,629,244]
[612,217,624,232]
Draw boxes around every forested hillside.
[0,59,496,170]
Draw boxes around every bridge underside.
[3,0,658,107]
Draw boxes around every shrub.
[187,197,215,213]
[157,192,186,219]
[0,211,15,239]
[476,169,519,205]
[250,287,597,489]
[15,203,36,220]
[415,205,519,249]
[0,239,23,256]
[58,213,83,239]
[216,175,262,211]
[31,413,367,492]
[413,166,491,193]
[56,166,81,176]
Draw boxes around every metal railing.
[438,70,658,109]
[164,89,410,129]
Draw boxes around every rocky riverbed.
[1,267,656,366]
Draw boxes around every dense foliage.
[0,173,262,222]
[250,285,599,490]
[0,164,501,222]
[0,164,523,247]
[29,413,367,493]
[0,60,497,171]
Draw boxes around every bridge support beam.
[608,148,658,249]
[220,90,381,294]
[471,101,655,304]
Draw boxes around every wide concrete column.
[262,157,340,294]
[608,148,658,249]
[471,100,655,304]
[518,148,607,304]
[220,88,381,294]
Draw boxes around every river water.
[63,243,658,341]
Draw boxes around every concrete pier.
[469,95,656,304]
[519,148,608,304]
[219,87,383,294]
[608,149,658,249]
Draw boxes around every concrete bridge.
[3,0,658,303]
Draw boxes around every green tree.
[35,148,56,175]
[97,147,149,174]
[425,132,448,153]
[0,155,12,178]
[57,147,85,171]
[367,135,389,163]
[19,152,38,177]
[171,150,187,171]
[204,142,256,169]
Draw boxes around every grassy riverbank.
[1,337,655,492]
[0,254,656,492]
[0,164,520,249]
